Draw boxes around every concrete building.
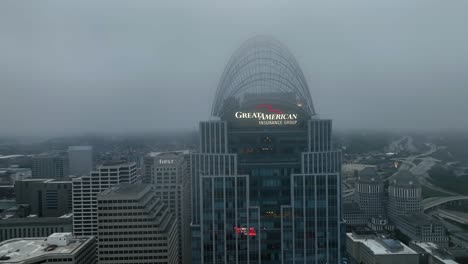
[346,232,419,264]
[144,150,191,264]
[343,202,366,226]
[354,167,385,220]
[0,214,72,242]
[15,179,72,217]
[68,146,93,176]
[0,233,96,264]
[97,184,178,264]
[398,213,448,247]
[388,170,422,222]
[32,153,69,179]
[410,242,459,264]
[72,161,137,236]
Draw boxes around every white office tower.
[144,150,191,264]
[97,184,178,264]
[68,146,93,176]
[72,161,137,236]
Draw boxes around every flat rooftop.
[347,233,417,255]
[98,184,148,199]
[98,161,136,167]
[413,242,458,264]
[0,236,91,263]
[148,150,190,158]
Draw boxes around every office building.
[72,161,137,236]
[0,214,72,242]
[410,242,460,264]
[354,167,385,220]
[346,232,419,264]
[191,36,343,264]
[343,202,367,226]
[68,146,93,176]
[0,233,96,264]
[97,184,178,264]
[32,153,69,179]
[144,150,191,264]
[398,213,448,247]
[388,170,422,222]
[15,179,72,217]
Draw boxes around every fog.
[1,0,467,137]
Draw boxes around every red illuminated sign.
[234,227,256,237]
[256,104,283,114]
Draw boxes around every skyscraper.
[191,36,343,264]
[68,146,93,176]
[144,150,192,264]
[97,184,178,264]
[32,152,69,179]
[72,161,137,236]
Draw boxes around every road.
[390,141,459,196]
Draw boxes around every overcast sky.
[1,0,467,137]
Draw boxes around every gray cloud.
[1,0,467,136]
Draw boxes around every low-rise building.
[410,242,459,264]
[397,213,448,247]
[346,232,419,264]
[0,214,72,242]
[0,233,96,264]
[15,179,72,217]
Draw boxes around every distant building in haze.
[15,179,72,217]
[388,170,448,246]
[68,146,93,176]
[32,153,69,179]
[354,167,385,220]
[97,184,178,264]
[72,161,137,236]
[388,170,422,221]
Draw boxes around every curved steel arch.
[212,36,316,117]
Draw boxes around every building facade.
[398,213,448,247]
[144,150,191,264]
[32,153,69,179]
[0,214,72,242]
[353,167,385,220]
[388,170,422,222]
[191,36,343,264]
[97,184,178,264]
[15,179,72,217]
[0,233,96,264]
[72,161,137,236]
[68,146,93,176]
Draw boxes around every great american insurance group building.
[191,36,344,264]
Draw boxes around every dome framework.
[212,36,316,117]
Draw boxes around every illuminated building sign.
[234,104,298,126]
[234,227,257,236]
[158,159,174,165]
